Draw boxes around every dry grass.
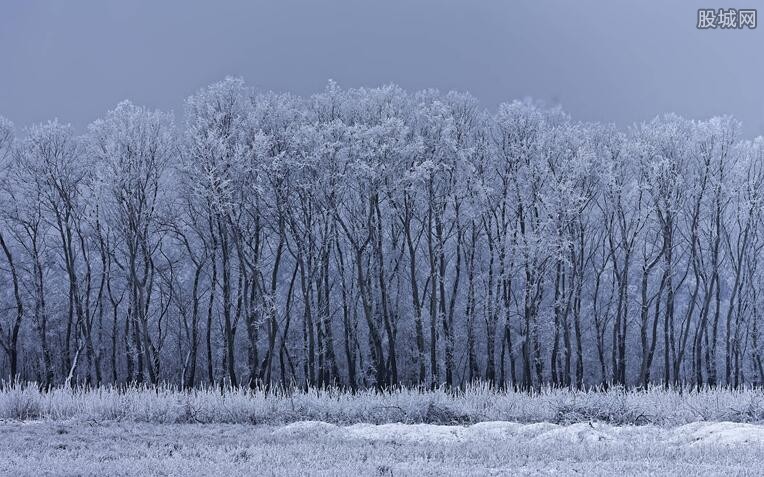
[0,383,763,426]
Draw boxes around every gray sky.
[2,0,762,136]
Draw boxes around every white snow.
[347,422,463,443]
[669,421,764,446]
[331,420,764,448]
[2,420,764,475]
[272,420,343,439]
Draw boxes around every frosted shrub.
[0,386,42,420]
[1,383,763,426]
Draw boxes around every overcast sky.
[1,0,762,136]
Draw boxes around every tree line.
[1,78,763,390]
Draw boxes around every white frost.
[283,420,764,449]
[669,421,764,447]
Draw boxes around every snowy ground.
[0,420,762,476]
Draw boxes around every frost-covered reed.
[1,383,763,425]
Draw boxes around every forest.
[0,77,762,391]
